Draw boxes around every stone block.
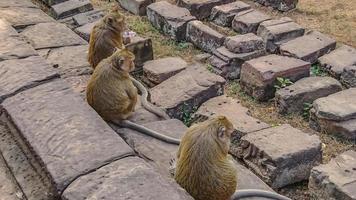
[0,7,54,29]
[318,45,356,78]
[0,56,59,102]
[126,36,154,68]
[50,0,93,19]
[254,0,298,12]
[194,53,212,62]
[224,33,265,53]
[150,63,225,120]
[143,57,187,85]
[257,17,304,53]
[72,9,104,26]
[275,77,342,114]
[186,20,226,53]
[210,1,251,27]
[147,1,196,41]
[177,0,234,20]
[0,0,37,8]
[21,22,87,49]
[62,157,193,200]
[41,0,67,6]
[341,65,356,88]
[38,45,92,78]
[118,0,155,16]
[235,124,322,188]
[240,54,311,101]
[1,80,134,194]
[309,150,356,200]
[74,21,97,41]
[232,9,271,34]
[63,75,91,100]
[280,31,336,64]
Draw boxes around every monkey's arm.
[125,87,137,112]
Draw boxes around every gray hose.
[231,189,291,200]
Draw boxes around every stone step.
[41,0,68,6]
[257,17,305,53]
[275,76,342,114]
[0,0,37,8]
[186,20,226,53]
[309,150,356,200]
[318,45,356,79]
[72,9,104,27]
[234,124,322,189]
[280,31,336,64]
[118,0,155,16]
[74,20,97,41]
[64,75,91,100]
[147,1,196,41]
[150,62,226,120]
[232,9,271,34]
[224,33,265,53]
[0,152,23,200]
[253,0,298,12]
[177,0,235,20]
[210,1,251,27]
[50,0,93,20]
[340,65,356,88]
[240,54,311,101]
[310,88,356,140]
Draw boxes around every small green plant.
[311,64,328,77]
[182,103,198,126]
[302,102,313,120]
[274,77,293,90]
[206,64,214,73]
[177,42,190,50]
[226,81,240,96]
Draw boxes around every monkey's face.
[105,13,126,32]
[112,49,135,72]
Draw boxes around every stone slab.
[0,0,37,8]
[257,17,304,53]
[240,54,311,101]
[275,77,342,114]
[280,31,336,64]
[1,80,134,194]
[225,33,265,53]
[72,9,104,26]
[0,56,59,103]
[232,9,271,34]
[74,21,97,41]
[254,0,298,12]
[150,63,226,119]
[147,1,196,41]
[210,1,251,27]
[0,151,23,200]
[143,57,187,85]
[63,75,91,100]
[118,0,155,16]
[177,0,234,20]
[21,22,87,50]
[235,124,322,188]
[0,7,54,29]
[318,45,356,78]
[126,36,154,68]
[186,20,225,53]
[62,157,194,200]
[309,150,356,200]
[50,0,93,19]
[41,0,67,6]
[341,65,356,88]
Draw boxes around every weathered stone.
[318,45,356,78]
[74,21,97,41]
[341,65,356,88]
[235,124,322,188]
[126,36,154,68]
[63,75,91,100]
[275,77,342,114]
[0,56,59,102]
[72,9,104,26]
[21,22,87,49]
[309,150,356,200]
[0,151,23,200]
[254,0,298,12]
[280,31,336,64]
[41,0,67,6]
[144,57,187,85]
[186,20,225,53]
[1,80,134,194]
[0,7,54,29]
[62,157,193,200]
[147,1,196,41]
[224,33,265,53]
[210,1,251,27]
[127,97,162,125]
[194,53,212,62]
[50,0,93,19]
[177,0,234,20]
[232,9,271,34]
[118,0,155,16]
[240,54,311,101]
[150,63,225,119]
[257,17,304,53]
[0,0,37,8]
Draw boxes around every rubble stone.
[41,0,67,6]
[224,33,265,53]
[341,65,356,88]
[254,0,298,12]
[177,0,234,19]
[232,9,271,34]
[118,0,155,16]
[50,0,93,19]
[74,21,97,41]
[210,1,251,27]
[72,10,103,26]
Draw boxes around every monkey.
[86,49,180,144]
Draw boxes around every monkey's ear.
[217,126,226,139]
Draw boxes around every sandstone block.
[210,1,251,27]
[143,57,187,85]
[63,75,91,100]
[126,36,154,69]
[224,33,265,53]
[41,0,67,6]
[280,31,336,64]
[275,77,342,114]
[150,63,225,119]
[118,0,155,16]
[74,21,97,41]
[257,17,304,53]
[147,1,196,41]
[236,124,322,188]
[341,65,356,88]
[177,0,234,20]
[240,54,310,101]
[186,20,225,53]
[232,9,271,34]
[72,9,104,26]
[50,0,93,19]
[309,150,356,200]
[0,0,37,8]
[254,0,298,12]
[318,45,356,78]
[194,53,212,62]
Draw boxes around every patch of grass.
[274,77,293,90]
[311,64,328,77]
[206,64,215,73]
[302,102,313,120]
[182,103,198,127]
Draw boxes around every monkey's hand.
[169,158,177,177]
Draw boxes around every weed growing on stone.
[302,102,313,120]
[206,64,214,73]
[311,64,328,76]
[274,77,293,90]
[182,103,198,127]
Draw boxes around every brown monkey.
[174,116,237,200]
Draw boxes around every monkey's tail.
[119,120,180,145]
[231,189,291,200]
[130,77,171,120]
